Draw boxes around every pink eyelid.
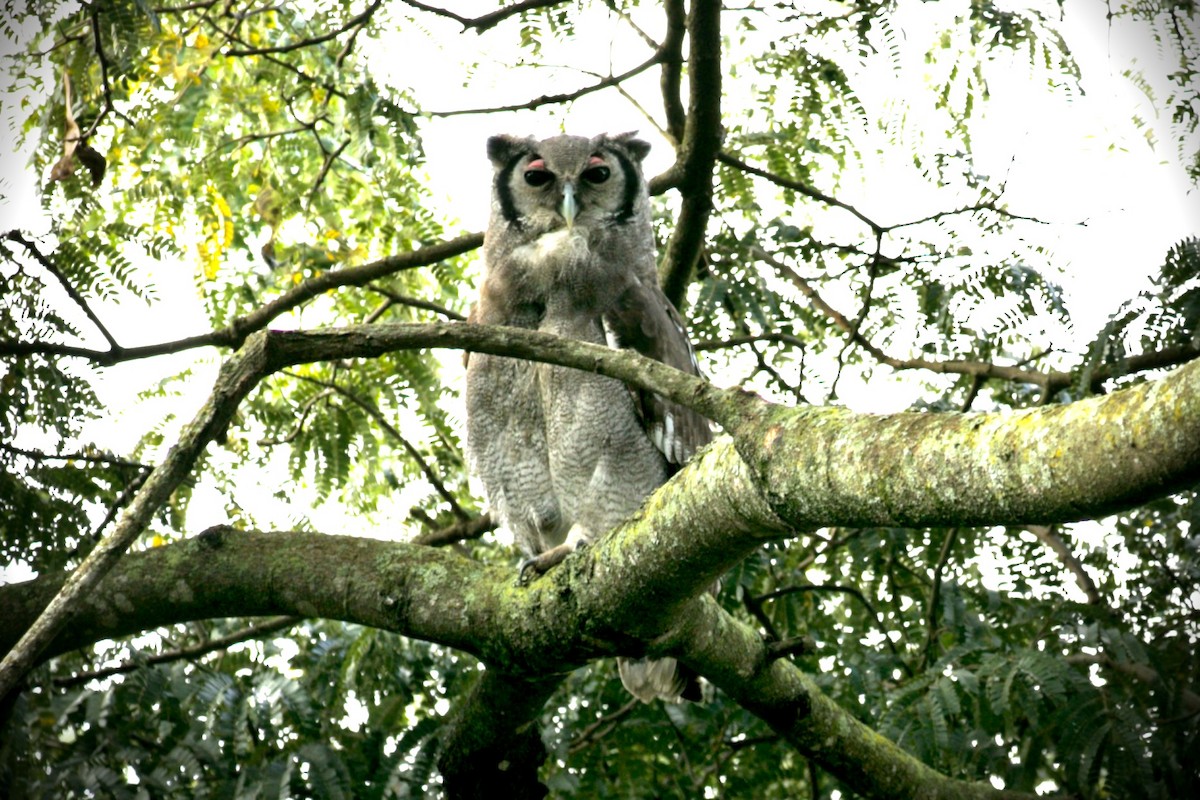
[527,158,546,170]
[588,156,606,166]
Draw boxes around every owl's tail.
[617,656,703,704]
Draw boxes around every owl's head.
[487,132,651,235]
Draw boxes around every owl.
[464,132,712,703]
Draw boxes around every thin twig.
[224,0,385,56]
[1024,525,1101,604]
[756,581,905,664]
[755,246,1075,391]
[1065,652,1200,714]
[257,388,335,446]
[921,529,958,671]
[0,232,484,365]
[365,286,466,321]
[568,697,639,755]
[306,137,351,206]
[287,372,469,520]
[3,231,120,352]
[52,616,301,689]
[77,469,151,551]
[719,151,882,234]
[412,513,496,547]
[0,442,147,471]
[428,49,664,117]
[692,331,807,352]
[400,0,568,33]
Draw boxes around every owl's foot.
[517,538,592,585]
[517,544,572,585]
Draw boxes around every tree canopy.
[1,1,1198,798]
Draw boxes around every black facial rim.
[607,148,641,223]
[495,151,527,228]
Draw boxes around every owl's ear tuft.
[609,131,651,163]
[487,134,532,168]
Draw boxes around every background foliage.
[1,0,1198,798]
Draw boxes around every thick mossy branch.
[0,524,1049,800]
[5,323,1193,800]
[0,529,497,664]
[730,356,1200,530]
[8,320,1193,696]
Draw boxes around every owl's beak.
[560,182,577,230]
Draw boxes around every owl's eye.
[524,169,553,187]
[581,165,610,185]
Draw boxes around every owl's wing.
[604,277,713,466]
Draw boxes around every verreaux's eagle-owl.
[464,132,711,703]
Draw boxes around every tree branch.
[658,0,687,143]
[1024,524,1101,604]
[756,245,1200,391]
[400,0,568,33]
[52,615,300,689]
[428,50,664,117]
[413,513,496,547]
[437,670,560,799]
[224,0,386,56]
[0,231,483,365]
[658,0,724,307]
[3,523,1059,800]
[3,231,119,352]
[165,321,1200,542]
[3,320,1196,792]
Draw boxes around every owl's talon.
[517,544,573,585]
[517,557,541,586]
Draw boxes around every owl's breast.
[511,227,592,268]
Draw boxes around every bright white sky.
[387,0,1198,338]
[0,0,1197,580]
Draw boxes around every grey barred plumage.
[464,132,712,703]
